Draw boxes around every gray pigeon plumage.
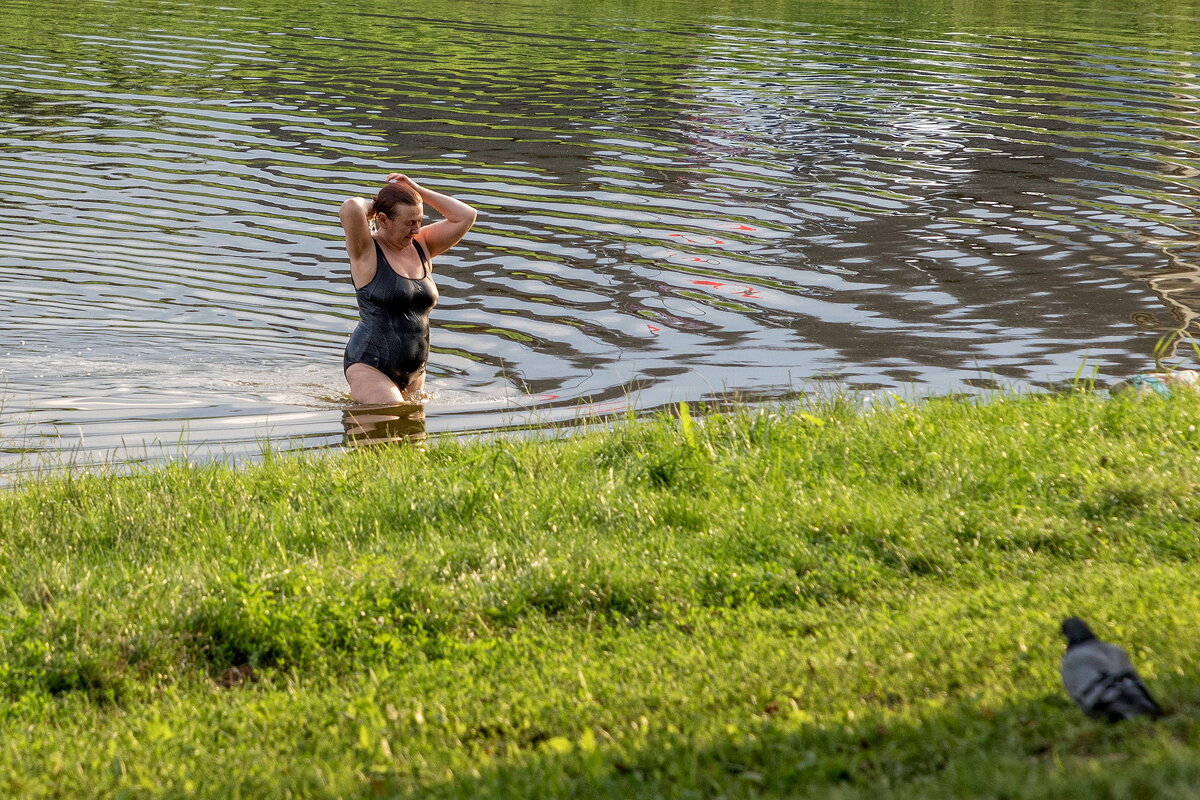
[1060,617,1162,722]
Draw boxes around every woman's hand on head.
[386,172,422,191]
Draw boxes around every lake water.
[2,0,1199,476]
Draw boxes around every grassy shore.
[2,390,1199,798]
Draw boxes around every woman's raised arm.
[339,196,374,262]
[387,173,478,258]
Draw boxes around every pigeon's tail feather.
[1100,674,1162,722]
[1104,696,1161,722]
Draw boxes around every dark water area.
[2,0,1199,475]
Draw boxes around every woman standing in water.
[340,173,477,404]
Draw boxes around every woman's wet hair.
[370,183,420,218]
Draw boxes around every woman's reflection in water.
[342,403,427,449]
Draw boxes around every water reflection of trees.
[75,0,1200,388]
[8,0,1200,396]
[1127,57,1200,369]
[665,15,1200,382]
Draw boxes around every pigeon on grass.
[1060,617,1162,722]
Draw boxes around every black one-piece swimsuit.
[343,239,439,391]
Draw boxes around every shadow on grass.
[384,680,1199,800]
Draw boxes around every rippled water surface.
[3,0,1199,474]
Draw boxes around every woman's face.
[378,204,423,240]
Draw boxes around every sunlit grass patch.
[1,390,1199,797]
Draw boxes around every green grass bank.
[2,390,1199,799]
